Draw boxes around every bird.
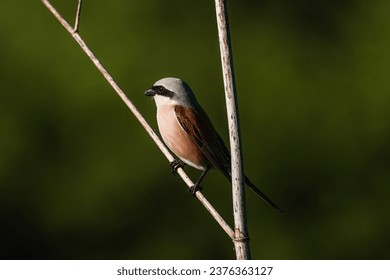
[145,77,283,214]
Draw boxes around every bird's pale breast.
[157,104,209,170]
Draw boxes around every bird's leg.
[188,168,209,196]
[170,159,186,175]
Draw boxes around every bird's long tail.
[245,176,284,214]
[214,158,283,214]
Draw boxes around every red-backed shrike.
[145,77,282,213]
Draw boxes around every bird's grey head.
[144,77,199,108]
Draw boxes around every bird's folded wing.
[174,105,232,181]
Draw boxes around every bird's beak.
[144,88,156,97]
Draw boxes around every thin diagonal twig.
[41,0,234,240]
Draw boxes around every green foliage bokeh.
[1,0,389,259]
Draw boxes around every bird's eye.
[157,86,165,93]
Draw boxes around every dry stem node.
[233,235,251,243]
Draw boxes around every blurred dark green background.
[1,0,389,259]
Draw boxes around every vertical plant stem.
[214,0,251,260]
